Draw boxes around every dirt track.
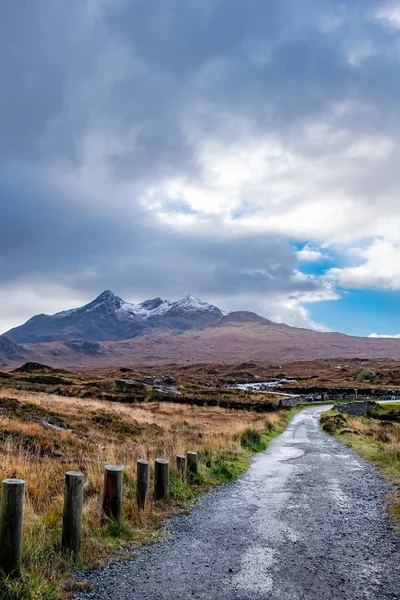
[77,406,400,600]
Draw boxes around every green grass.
[262,408,299,441]
[99,519,135,547]
[169,473,199,503]
[240,429,266,453]
[205,452,250,483]
[0,573,59,600]
[371,402,400,415]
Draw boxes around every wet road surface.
[77,406,400,600]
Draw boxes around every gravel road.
[76,406,400,600]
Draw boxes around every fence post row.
[62,471,84,559]
[102,465,123,522]
[136,459,149,509]
[0,449,200,574]
[0,479,25,577]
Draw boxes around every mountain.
[4,290,400,369]
[4,291,225,343]
[0,335,26,364]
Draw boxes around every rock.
[336,401,378,417]
[162,376,180,387]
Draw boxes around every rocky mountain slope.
[3,290,400,368]
[0,336,26,364]
[5,290,224,343]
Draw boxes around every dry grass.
[0,388,289,599]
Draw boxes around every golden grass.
[0,388,288,599]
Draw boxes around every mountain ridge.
[3,290,400,369]
[4,290,229,343]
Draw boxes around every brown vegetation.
[6,356,400,393]
[0,363,284,412]
[2,357,400,598]
[0,383,292,599]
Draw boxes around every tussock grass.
[0,388,292,599]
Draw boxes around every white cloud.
[145,113,400,253]
[369,332,400,338]
[376,2,400,29]
[297,245,325,263]
[0,283,86,333]
[326,239,400,290]
[211,286,334,332]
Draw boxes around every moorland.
[1,356,400,599]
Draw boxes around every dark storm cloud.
[0,0,392,168]
[0,0,395,325]
[0,168,314,301]
[0,0,198,177]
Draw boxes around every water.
[234,379,296,392]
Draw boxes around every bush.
[98,378,117,393]
[356,370,376,383]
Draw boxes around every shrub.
[98,378,117,393]
[356,369,376,383]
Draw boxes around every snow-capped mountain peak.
[53,290,124,319]
[91,290,124,309]
[96,289,123,303]
[118,297,172,320]
[118,294,221,319]
[5,291,225,343]
[171,295,219,312]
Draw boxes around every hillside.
[3,290,400,368]
[11,322,400,369]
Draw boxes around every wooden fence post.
[62,471,84,559]
[187,452,199,481]
[0,479,25,576]
[176,455,186,481]
[136,459,149,509]
[154,459,169,501]
[102,465,123,522]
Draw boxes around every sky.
[1,0,400,337]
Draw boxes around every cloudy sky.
[2,0,400,337]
